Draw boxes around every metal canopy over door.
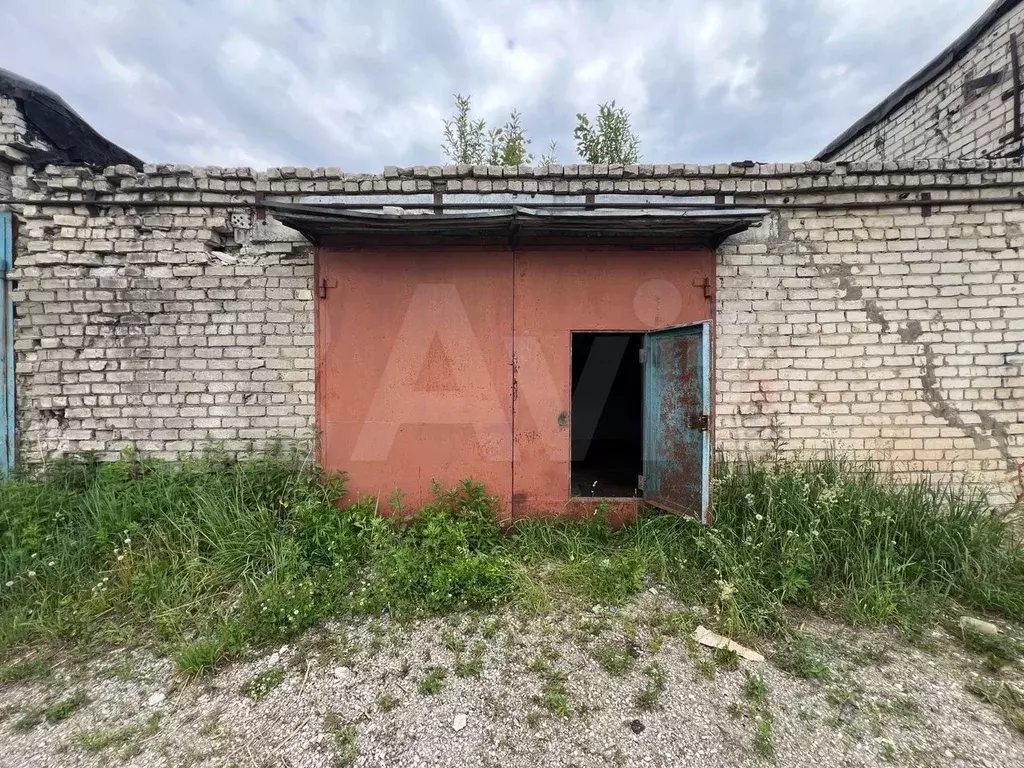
[642,321,711,522]
[0,212,13,474]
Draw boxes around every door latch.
[688,413,710,431]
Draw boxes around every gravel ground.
[2,593,1022,768]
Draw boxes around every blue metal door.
[642,321,711,522]
[0,211,12,474]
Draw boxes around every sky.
[0,0,996,171]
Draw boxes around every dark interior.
[570,332,644,497]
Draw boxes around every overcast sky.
[1,0,995,170]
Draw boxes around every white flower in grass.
[117,555,125,562]
[47,561,55,567]
[4,581,13,588]
[27,571,36,577]
[755,514,764,522]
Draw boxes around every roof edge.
[0,67,143,169]
[814,0,1022,161]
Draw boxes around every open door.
[642,321,711,522]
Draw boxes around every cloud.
[0,0,994,170]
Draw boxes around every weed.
[634,662,668,712]
[143,712,162,735]
[696,657,716,680]
[966,678,1024,732]
[881,740,898,762]
[714,647,739,671]
[377,692,400,713]
[4,451,1024,663]
[774,633,831,682]
[199,709,222,737]
[242,669,285,701]
[324,714,358,767]
[45,690,88,722]
[13,707,45,732]
[333,726,358,766]
[541,676,571,717]
[877,695,919,718]
[0,660,47,683]
[742,671,769,703]
[593,641,636,677]
[753,713,775,759]
[959,627,1022,672]
[73,726,136,751]
[175,637,233,677]
[482,618,503,640]
[442,630,466,654]
[846,642,892,667]
[418,667,446,695]
[454,641,485,678]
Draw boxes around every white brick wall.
[2,159,1023,504]
[825,2,1024,162]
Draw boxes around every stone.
[333,666,353,680]
[960,616,1000,636]
[147,692,166,707]
[453,713,467,732]
[692,626,764,662]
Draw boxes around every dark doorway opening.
[570,332,644,497]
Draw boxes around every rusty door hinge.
[318,278,337,298]
[694,276,714,299]
[688,413,710,431]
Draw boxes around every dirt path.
[2,596,1021,767]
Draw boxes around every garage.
[278,203,765,522]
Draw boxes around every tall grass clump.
[0,446,513,669]
[696,456,1024,636]
[3,447,1022,667]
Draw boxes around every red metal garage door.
[315,247,514,511]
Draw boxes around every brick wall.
[3,160,1023,503]
[823,1,1024,162]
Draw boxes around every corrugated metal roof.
[271,204,767,248]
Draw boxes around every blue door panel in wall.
[642,320,711,522]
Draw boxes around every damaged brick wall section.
[718,165,1024,506]
[8,162,314,460]
[825,1,1024,162]
[2,154,1023,505]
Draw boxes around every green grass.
[454,641,485,678]
[743,671,769,703]
[2,449,1023,669]
[0,659,47,682]
[242,669,284,701]
[376,691,400,713]
[45,690,88,722]
[593,641,636,676]
[417,667,446,695]
[72,725,136,751]
[773,633,832,682]
[966,678,1024,732]
[634,662,668,711]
